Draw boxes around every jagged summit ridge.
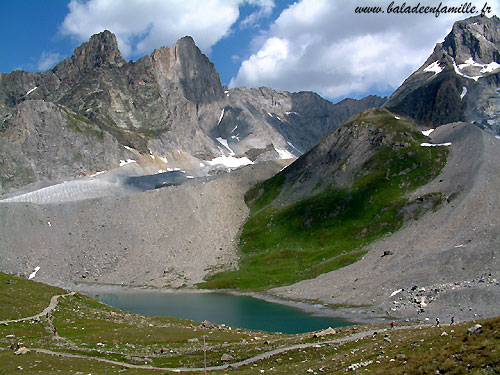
[384,15,500,135]
[0,30,384,194]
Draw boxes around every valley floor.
[1,272,499,374]
[1,123,499,325]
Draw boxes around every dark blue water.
[89,292,352,334]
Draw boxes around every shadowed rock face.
[0,30,385,194]
[384,15,500,135]
[0,100,127,193]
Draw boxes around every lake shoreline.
[69,282,390,326]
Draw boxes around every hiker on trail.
[451,316,455,325]
[436,317,440,327]
[390,321,395,329]
[52,326,57,336]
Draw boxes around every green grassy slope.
[0,273,65,321]
[200,109,448,290]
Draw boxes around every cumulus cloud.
[60,0,273,57]
[230,0,500,99]
[37,51,62,71]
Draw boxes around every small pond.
[88,291,352,334]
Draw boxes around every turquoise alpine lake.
[88,292,352,334]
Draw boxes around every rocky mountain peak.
[384,15,500,135]
[69,30,126,72]
[441,15,500,64]
[166,35,224,104]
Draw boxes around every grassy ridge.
[200,112,448,290]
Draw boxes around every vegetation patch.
[200,111,449,290]
[62,109,104,140]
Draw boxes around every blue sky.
[1,0,498,102]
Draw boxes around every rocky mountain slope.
[201,108,450,290]
[0,160,289,288]
[384,15,500,136]
[0,30,384,195]
[272,121,500,323]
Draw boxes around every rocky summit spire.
[384,15,500,135]
[71,30,126,71]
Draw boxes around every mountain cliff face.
[0,100,126,194]
[384,15,500,135]
[0,31,384,194]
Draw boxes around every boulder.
[202,320,215,329]
[129,357,152,365]
[221,353,235,362]
[313,327,336,338]
[468,324,482,335]
[414,296,428,307]
[14,347,30,355]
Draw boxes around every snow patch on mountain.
[216,137,235,155]
[481,62,500,73]
[423,61,443,75]
[458,58,500,73]
[119,159,136,167]
[276,148,294,159]
[453,57,500,81]
[420,142,451,147]
[26,87,38,96]
[421,129,435,136]
[207,155,253,168]
[390,288,403,297]
[28,266,40,280]
[217,108,225,125]
[453,60,480,81]
[461,87,468,100]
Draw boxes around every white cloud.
[240,0,275,28]
[37,51,62,71]
[60,0,274,57]
[230,0,500,99]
